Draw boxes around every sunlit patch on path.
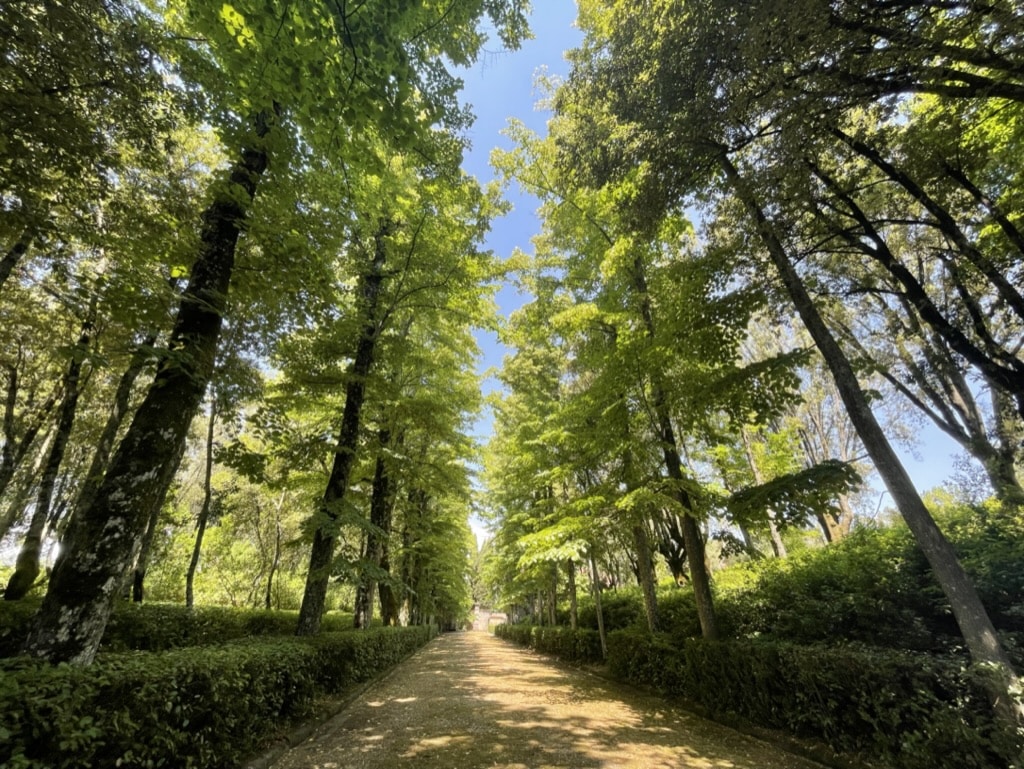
[266,631,823,769]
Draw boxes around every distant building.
[471,605,507,631]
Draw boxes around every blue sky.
[456,2,964,519]
[457,4,581,431]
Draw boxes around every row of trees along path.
[261,631,823,769]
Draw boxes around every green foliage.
[0,626,434,769]
[0,602,353,658]
[574,512,1024,654]
[494,622,604,664]
[605,630,1017,769]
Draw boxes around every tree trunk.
[74,331,160,518]
[740,427,788,558]
[20,134,269,664]
[566,558,578,631]
[0,426,54,544]
[130,489,166,604]
[296,223,390,636]
[5,318,92,601]
[632,522,659,632]
[0,385,59,503]
[589,549,607,658]
[265,518,282,610]
[721,152,1024,726]
[361,428,399,628]
[630,255,719,639]
[185,402,217,609]
[0,225,33,294]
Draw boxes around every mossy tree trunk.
[20,137,268,664]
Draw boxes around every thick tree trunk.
[722,153,1024,725]
[5,318,92,601]
[185,403,217,609]
[20,137,268,664]
[296,224,390,636]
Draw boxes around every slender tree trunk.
[631,256,719,639]
[130,489,166,603]
[0,426,54,543]
[264,493,287,611]
[354,533,373,629]
[632,522,659,632]
[20,134,269,664]
[1,363,18,483]
[548,576,557,626]
[185,403,217,609]
[589,549,607,658]
[5,318,92,600]
[265,518,282,610]
[740,428,787,557]
[296,223,390,636]
[0,386,60,503]
[721,152,1024,725]
[74,332,160,518]
[566,558,578,631]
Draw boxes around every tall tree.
[557,0,1023,724]
[23,0,529,663]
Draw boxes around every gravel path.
[265,631,825,769]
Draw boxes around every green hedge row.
[494,623,603,663]
[497,624,1017,769]
[0,601,355,656]
[0,625,434,769]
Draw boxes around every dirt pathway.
[265,631,825,769]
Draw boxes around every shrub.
[0,625,434,769]
[605,630,1017,769]
[0,601,355,657]
[495,623,603,664]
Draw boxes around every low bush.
[606,629,1017,769]
[495,623,603,664]
[0,601,355,656]
[0,625,434,769]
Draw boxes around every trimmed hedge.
[495,623,603,664]
[607,630,1018,769]
[497,625,1018,769]
[0,625,435,769]
[0,601,355,656]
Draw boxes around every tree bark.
[589,549,607,658]
[631,255,719,639]
[296,222,390,636]
[74,332,160,518]
[0,385,60,503]
[632,522,659,632]
[130,488,166,604]
[566,558,578,631]
[721,151,1024,725]
[185,402,217,609]
[0,225,33,294]
[20,134,268,664]
[5,318,92,600]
